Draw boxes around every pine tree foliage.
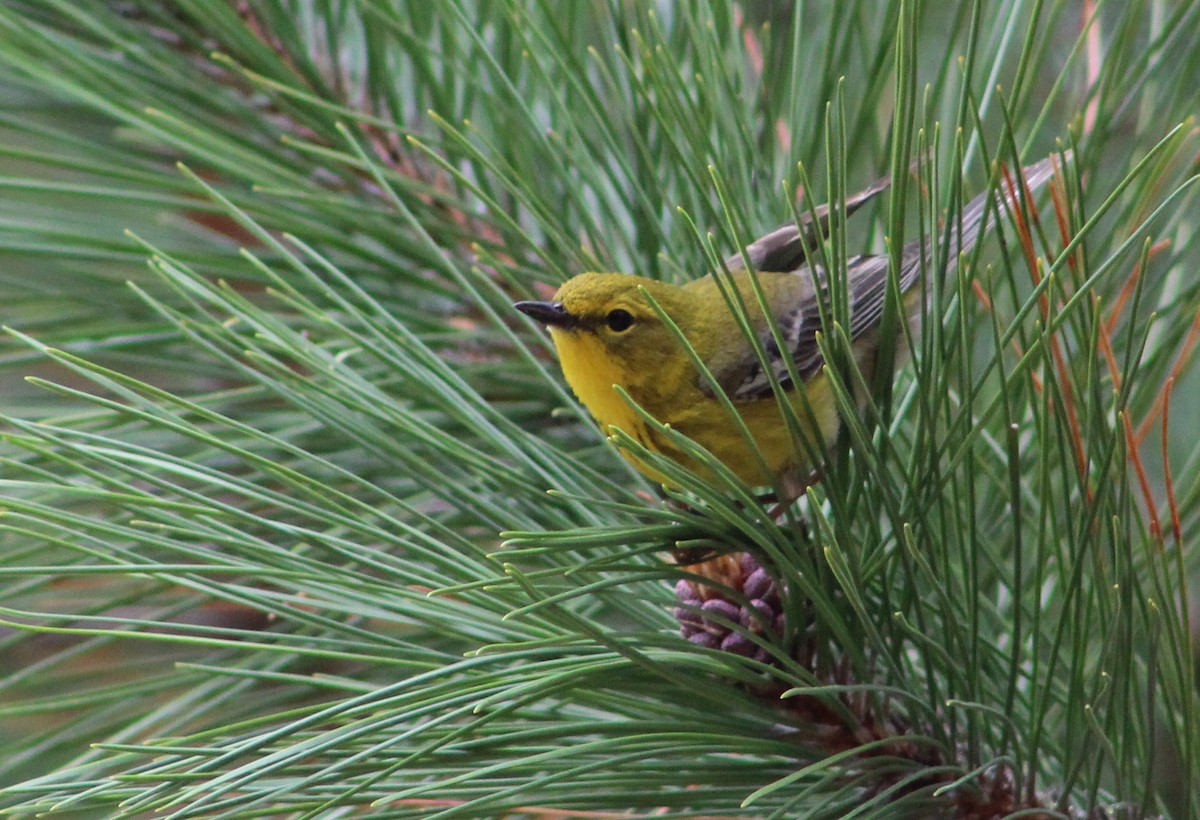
[0,2,1197,817]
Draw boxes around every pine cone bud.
[674,552,783,663]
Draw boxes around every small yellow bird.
[516,157,1063,490]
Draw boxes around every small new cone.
[674,551,787,663]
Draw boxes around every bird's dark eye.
[605,308,634,332]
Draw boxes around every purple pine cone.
[673,551,787,665]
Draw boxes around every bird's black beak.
[514,300,578,329]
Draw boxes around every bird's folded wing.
[707,254,894,401]
[706,153,1066,403]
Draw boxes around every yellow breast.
[549,327,645,439]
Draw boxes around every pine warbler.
[517,157,1063,489]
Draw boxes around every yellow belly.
[660,376,839,487]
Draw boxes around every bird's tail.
[905,152,1069,292]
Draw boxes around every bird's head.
[515,272,693,408]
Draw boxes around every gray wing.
[709,154,1066,403]
[718,254,897,401]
